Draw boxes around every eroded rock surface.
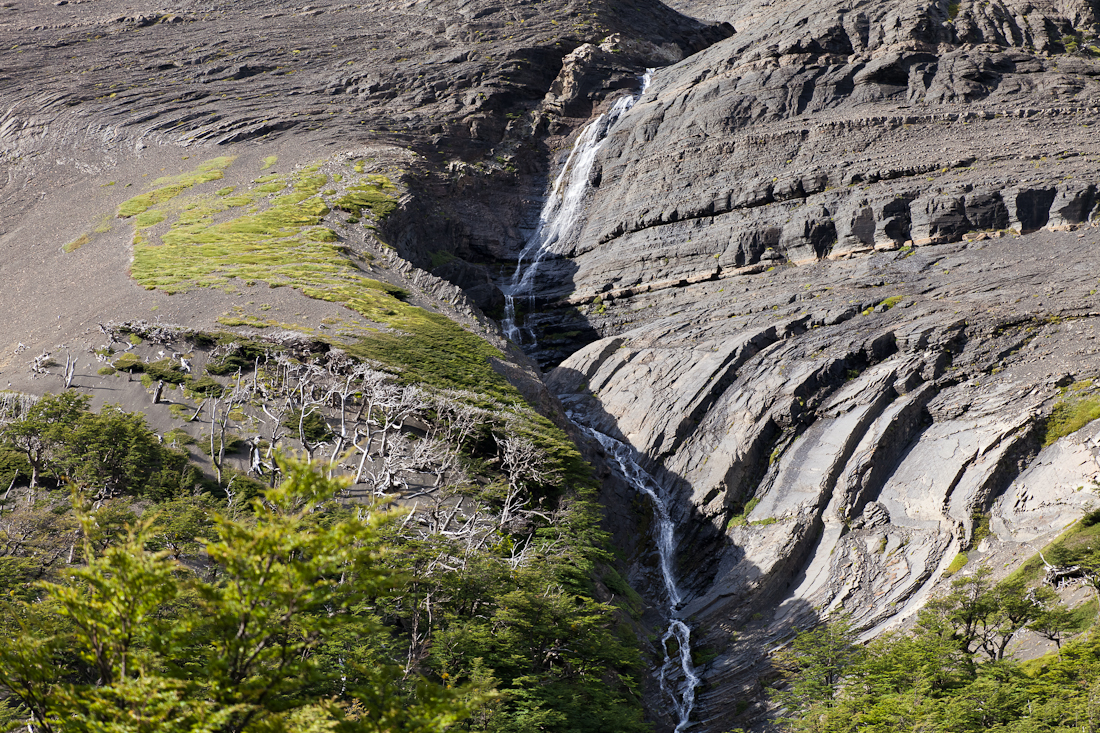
[513,8,1100,722]
[551,229,1100,730]
[520,0,1100,366]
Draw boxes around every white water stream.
[499,68,699,729]
[502,70,654,345]
[575,420,701,733]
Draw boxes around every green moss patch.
[117,156,236,218]
[943,552,969,576]
[1042,381,1100,447]
[334,175,398,221]
[726,497,761,529]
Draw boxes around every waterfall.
[573,418,700,733]
[503,69,654,345]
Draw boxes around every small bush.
[112,353,144,372]
[163,428,195,447]
[185,375,224,398]
[144,359,188,385]
[200,433,245,457]
[282,409,331,444]
[1082,507,1100,527]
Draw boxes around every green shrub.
[282,409,331,444]
[112,353,144,372]
[163,428,196,447]
[200,432,245,457]
[1082,507,1100,527]
[185,375,225,397]
[144,359,188,385]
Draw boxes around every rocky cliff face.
[528,0,1100,338]
[527,0,1100,729]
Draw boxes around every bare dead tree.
[0,475,14,515]
[63,353,77,389]
[208,371,248,485]
[351,383,425,492]
[497,435,551,530]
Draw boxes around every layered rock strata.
[520,0,1100,366]
[551,228,1100,730]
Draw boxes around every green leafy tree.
[980,579,1044,660]
[923,566,998,655]
[774,614,863,725]
[0,454,478,733]
[0,392,89,488]
[1029,589,1076,654]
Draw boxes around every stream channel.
[501,69,701,732]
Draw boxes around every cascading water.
[500,66,698,728]
[502,69,654,345]
[573,419,700,733]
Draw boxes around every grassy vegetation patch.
[1042,381,1100,447]
[345,311,517,402]
[255,180,288,194]
[727,497,761,529]
[63,234,90,253]
[119,157,517,410]
[217,314,271,329]
[261,155,278,170]
[134,209,166,229]
[334,175,398,221]
[117,156,235,218]
[1007,517,1100,585]
[129,164,400,302]
[1068,597,1099,631]
[430,250,456,269]
[943,552,969,576]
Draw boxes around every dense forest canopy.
[0,371,649,732]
